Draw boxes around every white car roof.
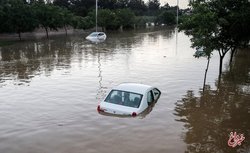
[90,32,105,34]
[112,83,152,94]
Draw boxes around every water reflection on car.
[97,83,161,117]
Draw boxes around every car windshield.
[89,33,98,37]
[104,90,142,108]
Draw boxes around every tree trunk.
[64,25,67,36]
[203,57,210,92]
[217,54,223,89]
[217,71,222,89]
[229,48,236,65]
[219,55,223,75]
[119,25,123,32]
[229,48,235,72]
[218,48,227,75]
[45,27,49,39]
[18,32,21,41]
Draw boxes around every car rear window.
[104,90,142,108]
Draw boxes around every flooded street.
[0,28,249,153]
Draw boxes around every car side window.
[152,88,160,100]
[147,90,154,104]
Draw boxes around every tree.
[134,16,147,28]
[0,1,7,33]
[57,7,74,36]
[147,0,160,15]
[127,0,147,16]
[99,0,117,9]
[156,11,176,25]
[148,0,160,11]
[32,2,64,38]
[70,0,95,17]
[179,0,250,76]
[115,0,129,9]
[179,2,217,87]
[53,0,71,9]
[97,9,117,30]
[194,48,212,91]
[161,3,170,10]
[0,0,37,40]
[72,16,94,30]
[116,9,135,30]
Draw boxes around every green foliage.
[148,0,160,10]
[93,8,137,30]
[0,0,186,39]
[99,0,117,9]
[128,0,147,16]
[156,11,176,25]
[179,2,221,58]
[180,0,250,56]
[179,0,250,74]
[0,0,37,39]
[32,3,61,31]
[53,0,70,9]
[115,0,129,9]
[70,0,95,17]
[72,16,94,30]
[0,1,7,33]
[98,9,117,30]
[134,16,147,28]
[115,9,135,28]
[57,7,74,27]
[0,0,92,39]
[51,0,163,17]
[143,16,156,23]
[217,0,250,47]
[147,0,160,15]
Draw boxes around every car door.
[147,90,154,106]
[152,88,161,101]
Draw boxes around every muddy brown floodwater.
[0,28,249,153]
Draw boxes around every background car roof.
[113,83,153,94]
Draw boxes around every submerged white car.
[97,83,161,117]
[86,32,107,43]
